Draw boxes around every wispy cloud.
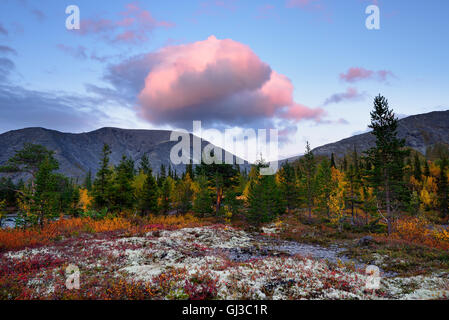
[77,2,174,44]
[31,9,46,22]
[56,44,88,60]
[287,0,321,9]
[323,87,367,105]
[0,84,107,133]
[0,23,8,36]
[286,0,332,22]
[256,4,279,20]
[196,0,238,15]
[0,46,17,56]
[340,67,395,83]
[0,58,15,82]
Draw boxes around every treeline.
[0,95,448,234]
[0,142,249,228]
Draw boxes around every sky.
[0,0,448,160]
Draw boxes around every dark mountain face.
[282,109,449,162]
[1,110,447,181]
[0,127,249,182]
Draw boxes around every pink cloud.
[323,87,367,105]
[256,4,279,20]
[340,67,395,83]
[287,0,318,8]
[56,44,88,60]
[198,0,238,14]
[135,36,324,127]
[78,2,174,44]
[286,0,332,22]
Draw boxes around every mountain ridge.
[281,109,449,163]
[0,109,448,181]
[0,127,249,181]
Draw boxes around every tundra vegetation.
[0,95,449,300]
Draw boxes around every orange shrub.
[0,214,209,252]
[391,217,449,250]
[0,216,132,252]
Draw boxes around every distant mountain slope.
[283,109,449,162]
[1,110,448,181]
[0,127,249,182]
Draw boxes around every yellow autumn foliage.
[78,188,93,212]
[419,176,438,210]
[429,162,441,178]
[328,168,346,229]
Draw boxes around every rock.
[357,236,374,246]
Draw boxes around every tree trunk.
[215,188,222,215]
[350,185,355,225]
[385,169,392,235]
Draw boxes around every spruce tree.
[437,158,449,218]
[110,155,135,212]
[84,169,92,191]
[413,153,422,180]
[174,173,194,214]
[92,144,113,210]
[424,161,430,177]
[193,175,214,217]
[246,162,283,226]
[141,167,159,215]
[278,161,298,214]
[34,156,60,228]
[158,164,167,187]
[140,153,151,175]
[315,158,333,218]
[302,141,316,220]
[330,153,337,169]
[365,95,409,234]
[160,177,174,214]
[346,146,362,224]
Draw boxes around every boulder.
[357,236,374,246]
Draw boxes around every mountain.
[0,127,250,182]
[1,110,448,181]
[283,109,449,162]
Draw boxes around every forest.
[1,95,448,237]
[0,95,449,300]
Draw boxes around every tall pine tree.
[278,161,298,214]
[247,162,283,226]
[302,141,316,220]
[365,95,409,234]
[141,166,159,215]
[92,144,113,210]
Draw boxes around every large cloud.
[118,35,325,128]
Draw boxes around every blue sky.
[0,0,448,159]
